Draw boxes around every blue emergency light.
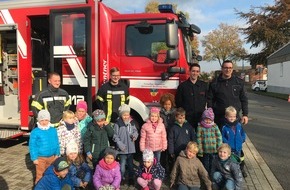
[158,4,174,13]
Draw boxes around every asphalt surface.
[245,92,290,189]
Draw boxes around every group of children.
[29,92,246,190]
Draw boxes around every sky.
[103,0,275,72]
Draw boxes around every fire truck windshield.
[126,24,171,63]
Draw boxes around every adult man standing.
[96,67,130,123]
[31,72,71,127]
[207,60,248,129]
[175,63,207,129]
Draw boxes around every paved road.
[245,92,290,189]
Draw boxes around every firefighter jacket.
[31,85,71,126]
[175,79,208,128]
[207,74,248,118]
[96,80,129,123]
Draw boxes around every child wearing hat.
[112,104,139,186]
[83,109,114,169]
[140,107,167,162]
[75,100,92,140]
[93,147,121,190]
[29,110,60,184]
[136,149,165,190]
[170,141,212,190]
[58,110,82,156]
[34,157,73,190]
[196,108,222,173]
[66,141,92,189]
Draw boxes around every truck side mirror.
[166,22,178,48]
[167,49,179,60]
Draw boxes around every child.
[140,107,167,162]
[170,141,212,190]
[159,93,176,174]
[83,109,114,169]
[35,157,73,190]
[196,108,222,173]
[58,110,82,156]
[159,93,176,130]
[113,104,139,186]
[66,141,92,189]
[93,147,121,190]
[168,107,196,161]
[211,143,243,190]
[222,106,247,177]
[75,100,92,140]
[29,110,60,184]
[136,149,165,190]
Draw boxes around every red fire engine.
[0,0,201,139]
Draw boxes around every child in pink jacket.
[140,107,167,162]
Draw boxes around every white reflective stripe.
[0,10,27,58]
[54,46,87,87]
[130,79,179,89]
[122,76,179,80]
[54,46,76,57]
[107,90,125,95]
[43,96,67,102]
[62,76,96,87]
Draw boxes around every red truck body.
[0,0,200,139]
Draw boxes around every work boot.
[240,160,247,178]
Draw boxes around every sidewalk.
[243,138,283,190]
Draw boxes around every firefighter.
[95,67,130,123]
[31,72,71,127]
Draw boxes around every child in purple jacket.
[93,147,121,190]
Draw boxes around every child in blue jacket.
[29,110,60,184]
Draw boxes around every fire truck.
[0,0,201,139]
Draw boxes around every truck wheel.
[254,87,260,91]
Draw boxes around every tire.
[254,87,260,91]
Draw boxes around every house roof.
[267,41,290,65]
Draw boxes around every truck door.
[50,8,92,112]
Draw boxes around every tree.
[201,23,246,67]
[236,1,290,67]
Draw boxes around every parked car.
[252,80,267,91]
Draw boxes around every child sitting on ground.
[136,149,165,190]
[66,141,92,189]
[93,147,121,190]
[211,143,243,190]
[222,106,247,177]
[196,108,222,173]
[34,157,73,190]
[140,107,167,162]
[29,110,60,184]
[170,141,212,190]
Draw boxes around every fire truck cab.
[0,0,201,139]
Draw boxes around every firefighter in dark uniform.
[96,67,130,123]
[31,72,71,127]
[207,60,248,130]
[175,63,208,130]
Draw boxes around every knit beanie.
[76,100,87,111]
[202,108,215,121]
[37,110,51,121]
[53,157,69,172]
[92,109,106,121]
[150,107,160,114]
[118,104,130,116]
[104,147,117,159]
[66,141,79,155]
[143,149,154,162]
